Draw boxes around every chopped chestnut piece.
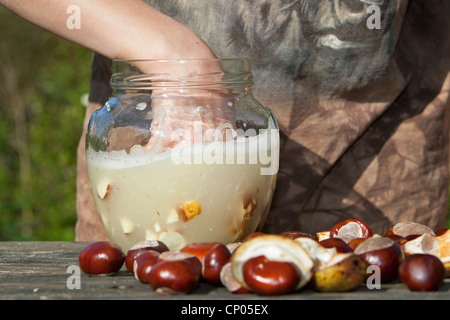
[398,254,445,291]
[316,231,330,241]
[177,200,202,221]
[158,231,187,251]
[242,196,257,219]
[79,241,125,276]
[96,181,111,200]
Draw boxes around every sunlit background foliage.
[0,6,91,240]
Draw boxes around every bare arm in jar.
[1,0,235,151]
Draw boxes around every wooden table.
[1,241,449,302]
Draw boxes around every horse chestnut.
[148,259,201,294]
[125,240,169,273]
[133,250,161,283]
[354,237,402,283]
[242,255,300,295]
[398,254,445,291]
[330,219,373,242]
[181,242,231,285]
[79,241,125,275]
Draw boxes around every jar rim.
[110,58,253,91]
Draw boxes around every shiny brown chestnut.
[148,259,201,294]
[181,242,231,285]
[354,237,402,283]
[330,219,373,242]
[157,251,203,275]
[133,250,161,283]
[203,244,231,286]
[79,241,125,275]
[320,238,353,253]
[398,254,445,291]
[347,238,366,251]
[242,255,300,295]
[232,235,314,293]
[125,240,169,273]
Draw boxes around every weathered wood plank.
[0,241,449,300]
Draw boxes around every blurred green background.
[0,6,90,240]
[0,7,448,242]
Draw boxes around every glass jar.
[85,58,279,252]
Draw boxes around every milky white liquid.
[86,130,278,252]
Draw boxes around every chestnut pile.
[78,219,450,295]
